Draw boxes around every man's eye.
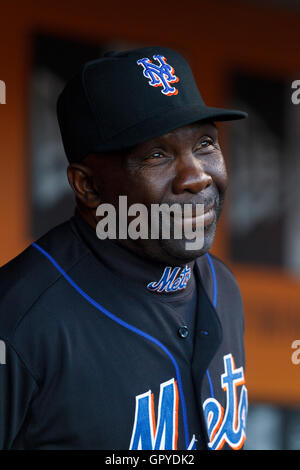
[148,152,164,159]
[141,151,169,165]
[197,137,214,149]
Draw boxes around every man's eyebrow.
[204,121,217,130]
[195,123,218,136]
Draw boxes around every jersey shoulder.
[208,253,241,291]
[0,219,88,340]
[196,252,244,318]
[208,253,244,330]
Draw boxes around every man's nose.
[172,154,213,194]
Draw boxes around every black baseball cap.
[57,46,247,163]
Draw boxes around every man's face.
[81,120,228,265]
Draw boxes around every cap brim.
[96,104,247,152]
[199,106,248,122]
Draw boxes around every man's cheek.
[130,181,164,206]
[211,160,228,196]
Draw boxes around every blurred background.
[0,0,300,450]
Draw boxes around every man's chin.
[158,225,217,265]
[158,242,212,264]
[115,221,217,266]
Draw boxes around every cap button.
[178,326,189,339]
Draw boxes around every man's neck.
[72,209,196,299]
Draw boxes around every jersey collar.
[72,211,195,298]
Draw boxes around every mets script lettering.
[147,266,191,293]
[129,378,196,450]
[129,354,247,450]
[203,354,248,450]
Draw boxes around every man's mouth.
[182,207,215,228]
[170,201,216,229]
[188,207,215,227]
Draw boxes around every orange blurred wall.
[0,0,300,405]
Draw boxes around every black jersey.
[0,213,247,450]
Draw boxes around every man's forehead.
[165,120,217,136]
[83,121,218,163]
[140,120,218,146]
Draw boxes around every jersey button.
[178,326,189,339]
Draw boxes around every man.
[0,46,248,450]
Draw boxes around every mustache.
[159,190,225,223]
[160,194,220,212]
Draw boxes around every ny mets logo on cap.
[137,55,179,96]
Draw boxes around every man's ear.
[67,163,101,208]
